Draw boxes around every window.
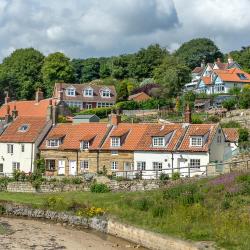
[237,73,248,80]
[217,135,222,143]
[111,150,118,155]
[153,162,163,171]
[7,144,13,154]
[190,137,202,147]
[111,161,118,171]
[21,144,25,152]
[86,103,92,109]
[12,162,20,172]
[66,101,82,109]
[18,124,29,132]
[101,89,111,98]
[66,88,75,96]
[111,137,121,147]
[80,141,89,150]
[46,160,56,171]
[80,160,89,172]
[190,159,201,169]
[137,161,146,171]
[97,102,113,108]
[47,139,60,147]
[152,137,164,147]
[84,88,93,97]
[0,164,3,173]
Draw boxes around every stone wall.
[0,202,209,250]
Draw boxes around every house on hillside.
[223,128,239,160]
[0,116,52,175]
[53,83,117,110]
[128,92,151,102]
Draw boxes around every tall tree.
[153,56,191,98]
[0,48,44,100]
[174,38,222,69]
[42,52,75,96]
[81,58,100,82]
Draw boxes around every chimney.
[228,55,233,64]
[52,103,58,125]
[216,58,221,63]
[12,103,18,119]
[184,103,192,123]
[110,113,121,126]
[35,88,44,103]
[4,91,10,104]
[5,104,12,124]
[47,99,53,122]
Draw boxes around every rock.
[94,176,111,184]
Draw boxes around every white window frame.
[21,144,25,152]
[12,162,20,172]
[47,139,60,148]
[7,144,13,154]
[137,161,146,171]
[66,88,75,96]
[190,137,203,147]
[111,161,118,171]
[111,137,121,147]
[80,141,89,150]
[152,137,164,147]
[190,159,201,169]
[86,103,92,109]
[84,88,93,97]
[80,160,89,172]
[46,159,56,171]
[101,89,111,98]
[18,124,29,132]
[66,101,82,109]
[152,162,163,171]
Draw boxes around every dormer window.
[80,141,89,150]
[101,88,111,98]
[47,139,60,147]
[153,137,164,147]
[66,87,75,96]
[237,73,248,80]
[84,87,93,97]
[190,136,202,147]
[18,124,29,132]
[111,137,121,147]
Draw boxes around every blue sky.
[0,0,249,60]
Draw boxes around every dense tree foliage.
[41,52,75,96]
[174,38,222,69]
[0,48,44,100]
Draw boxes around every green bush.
[43,196,69,211]
[206,115,220,123]
[239,128,249,143]
[191,114,203,124]
[220,121,241,128]
[71,177,83,184]
[159,173,169,181]
[172,172,180,180]
[77,107,112,119]
[90,183,110,193]
[13,170,21,181]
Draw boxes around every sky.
[0,0,249,61]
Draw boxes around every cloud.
[0,0,250,61]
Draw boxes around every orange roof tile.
[0,117,48,143]
[178,124,218,152]
[223,128,239,142]
[214,68,250,83]
[202,76,212,85]
[40,123,110,150]
[79,134,96,141]
[110,128,130,137]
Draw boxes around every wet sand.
[0,217,147,250]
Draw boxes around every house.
[128,92,151,102]
[40,122,111,176]
[0,116,52,175]
[72,115,100,124]
[223,128,239,160]
[53,83,117,110]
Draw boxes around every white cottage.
[0,116,52,175]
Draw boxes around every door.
[69,160,77,176]
[58,160,65,175]
[178,159,186,172]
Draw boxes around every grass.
[0,224,7,235]
[1,173,250,249]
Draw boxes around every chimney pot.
[110,114,121,126]
[184,104,192,123]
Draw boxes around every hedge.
[76,107,113,119]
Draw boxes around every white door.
[58,160,65,175]
[69,160,77,176]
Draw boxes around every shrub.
[172,172,180,180]
[207,115,220,123]
[13,170,21,181]
[61,177,72,184]
[220,121,241,128]
[159,173,169,181]
[221,199,231,210]
[43,196,69,211]
[76,206,105,217]
[71,177,83,185]
[77,107,112,119]
[238,128,249,143]
[0,205,5,215]
[90,183,110,193]
[191,114,203,124]
[0,177,10,190]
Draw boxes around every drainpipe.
[76,150,79,175]
[171,152,174,176]
[30,143,34,173]
[97,149,100,173]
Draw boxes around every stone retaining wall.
[0,202,209,250]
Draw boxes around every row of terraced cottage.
[0,88,239,179]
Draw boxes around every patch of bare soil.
[0,217,146,250]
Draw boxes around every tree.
[41,52,75,96]
[116,81,129,101]
[239,85,250,109]
[0,48,44,100]
[153,56,191,98]
[81,58,100,82]
[71,59,84,83]
[174,38,222,69]
[111,55,130,79]
[239,128,249,143]
[222,98,237,111]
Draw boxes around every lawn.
[1,172,250,249]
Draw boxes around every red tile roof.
[178,124,218,152]
[223,128,239,142]
[0,99,54,118]
[0,117,48,143]
[128,92,151,102]
[192,67,204,74]
[214,68,250,83]
[202,76,212,85]
[40,123,110,150]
